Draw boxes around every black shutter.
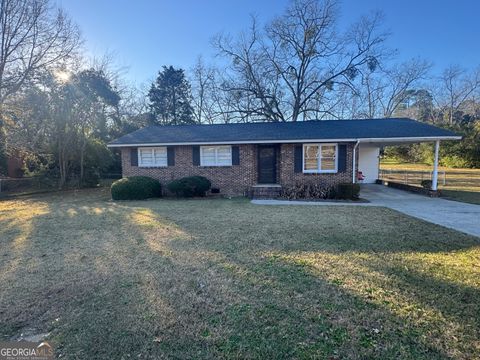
[338,144,347,172]
[192,146,200,166]
[294,145,303,173]
[167,146,175,166]
[130,148,138,166]
[232,146,240,165]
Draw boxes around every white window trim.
[200,145,232,167]
[138,147,168,167]
[302,143,338,174]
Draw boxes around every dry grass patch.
[0,188,479,359]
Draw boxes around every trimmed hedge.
[336,183,360,200]
[167,176,211,197]
[111,176,162,200]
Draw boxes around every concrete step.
[249,184,282,199]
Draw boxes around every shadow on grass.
[0,191,478,359]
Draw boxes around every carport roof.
[108,118,461,147]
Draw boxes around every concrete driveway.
[252,184,480,237]
[360,184,480,237]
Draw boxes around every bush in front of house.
[336,183,361,200]
[111,176,162,200]
[281,183,336,200]
[167,176,212,197]
[421,179,432,190]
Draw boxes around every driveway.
[360,184,480,237]
[252,184,480,237]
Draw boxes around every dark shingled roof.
[108,118,460,146]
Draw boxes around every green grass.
[442,189,480,205]
[0,189,479,359]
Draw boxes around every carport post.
[432,140,440,191]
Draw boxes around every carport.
[354,137,460,191]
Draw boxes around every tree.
[68,69,120,184]
[214,0,388,121]
[191,56,215,123]
[435,65,480,124]
[342,58,431,119]
[0,0,81,172]
[148,66,195,125]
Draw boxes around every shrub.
[111,176,162,200]
[440,155,470,168]
[167,176,212,197]
[281,183,336,200]
[421,180,432,190]
[336,183,360,200]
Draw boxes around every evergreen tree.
[148,66,195,125]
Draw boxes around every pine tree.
[148,66,195,125]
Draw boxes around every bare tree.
[435,65,480,124]
[0,0,81,105]
[214,0,388,122]
[0,0,80,172]
[214,17,285,122]
[357,58,431,118]
[190,56,216,123]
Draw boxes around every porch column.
[432,140,440,191]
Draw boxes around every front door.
[258,145,277,184]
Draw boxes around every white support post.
[352,141,360,184]
[432,140,440,191]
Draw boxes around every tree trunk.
[0,106,7,174]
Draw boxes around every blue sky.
[58,0,480,86]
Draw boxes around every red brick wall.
[121,143,356,196]
[121,145,257,196]
[278,143,355,188]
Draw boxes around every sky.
[57,0,480,86]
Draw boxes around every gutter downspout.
[352,140,360,184]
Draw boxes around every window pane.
[201,147,216,166]
[321,158,335,170]
[217,146,232,165]
[304,145,319,170]
[153,148,167,166]
[321,145,336,158]
[139,149,153,165]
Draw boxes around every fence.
[379,169,446,187]
[379,169,480,190]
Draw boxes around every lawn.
[0,189,479,359]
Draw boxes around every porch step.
[249,184,282,199]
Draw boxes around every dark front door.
[258,145,277,184]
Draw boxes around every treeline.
[1,0,479,186]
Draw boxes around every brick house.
[108,118,460,197]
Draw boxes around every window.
[200,146,232,166]
[138,147,167,167]
[303,144,338,173]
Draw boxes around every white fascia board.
[107,139,357,147]
[107,135,462,148]
[357,136,462,143]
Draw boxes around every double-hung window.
[138,147,167,167]
[303,144,338,173]
[200,146,232,166]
